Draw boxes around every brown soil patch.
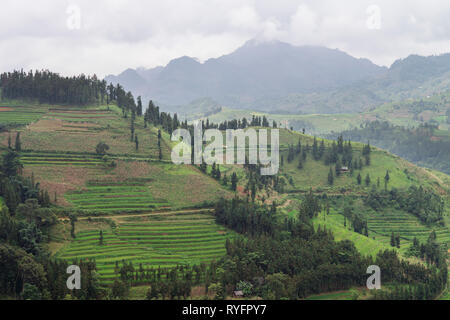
[27,118,100,133]
[22,166,102,206]
[0,107,13,111]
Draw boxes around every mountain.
[105,40,386,113]
[106,40,450,115]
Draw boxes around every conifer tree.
[328,167,334,185]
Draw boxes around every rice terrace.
[0,1,450,305]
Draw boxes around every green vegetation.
[0,71,448,300]
[56,211,234,284]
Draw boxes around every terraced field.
[66,181,170,212]
[365,209,450,249]
[56,211,233,284]
[20,151,103,167]
[0,109,46,125]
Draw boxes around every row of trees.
[0,70,107,105]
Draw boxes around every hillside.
[270,129,450,250]
[2,101,448,258]
[0,95,448,299]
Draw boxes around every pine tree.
[357,173,362,185]
[99,230,104,245]
[328,167,334,185]
[384,170,390,191]
[231,172,238,191]
[365,174,371,186]
[130,120,135,142]
[15,132,21,152]
[222,174,228,186]
[297,158,303,170]
[135,135,139,151]
[136,96,143,116]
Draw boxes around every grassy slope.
[1,101,231,212]
[278,129,450,252]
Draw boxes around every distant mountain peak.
[105,42,393,111]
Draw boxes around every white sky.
[1,0,450,77]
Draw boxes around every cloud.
[0,0,449,76]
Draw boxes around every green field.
[56,211,234,284]
[0,102,49,125]
[313,211,395,258]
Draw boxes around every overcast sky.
[1,0,450,77]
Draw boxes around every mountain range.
[106,40,450,115]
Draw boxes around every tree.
[135,135,139,151]
[222,174,228,186]
[390,232,396,247]
[384,170,390,191]
[111,280,129,299]
[335,159,342,176]
[1,149,22,178]
[357,173,362,185]
[99,230,104,246]
[136,96,143,116]
[15,132,21,152]
[22,283,42,300]
[365,174,371,186]
[328,167,334,185]
[95,142,109,155]
[297,158,303,170]
[130,120,135,142]
[16,199,40,224]
[69,214,77,238]
[231,173,238,192]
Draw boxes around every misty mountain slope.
[106,40,450,115]
[105,40,386,111]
